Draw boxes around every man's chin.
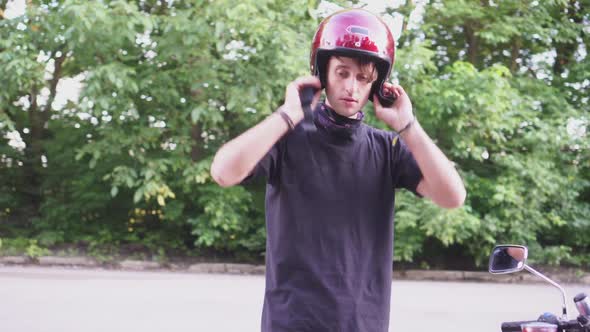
[333,105,361,118]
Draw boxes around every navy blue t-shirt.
[246,104,423,332]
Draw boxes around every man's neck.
[325,100,361,119]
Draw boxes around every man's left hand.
[373,83,414,132]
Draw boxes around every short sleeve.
[391,133,423,196]
[240,139,282,185]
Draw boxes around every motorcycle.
[489,245,590,332]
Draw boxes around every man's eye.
[357,75,368,82]
[338,71,349,78]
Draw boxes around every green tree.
[1,0,587,268]
[388,0,589,265]
[1,0,318,257]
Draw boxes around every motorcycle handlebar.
[501,320,589,332]
[501,320,537,331]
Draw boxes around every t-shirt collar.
[314,102,364,140]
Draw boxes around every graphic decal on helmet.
[346,25,369,36]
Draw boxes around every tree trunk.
[22,88,43,215]
[20,51,65,218]
[464,23,479,66]
[510,37,521,74]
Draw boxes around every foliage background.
[0,0,588,268]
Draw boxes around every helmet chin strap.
[299,86,319,132]
[374,83,396,107]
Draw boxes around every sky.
[4,0,25,19]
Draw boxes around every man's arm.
[210,111,290,187]
[401,120,466,208]
[374,84,466,209]
[210,76,321,187]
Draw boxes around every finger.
[373,93,382,110]
[294,76,321,90]
[311,89,322,110]
[388,85,403,99]
[381,83,398,99]
[382,82,395,90]
[393,85,406,96]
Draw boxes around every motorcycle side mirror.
[488,244,569,320]
[488,245,528,274]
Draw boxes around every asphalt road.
[0,266,587,332]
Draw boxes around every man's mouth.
[341,98,357,103]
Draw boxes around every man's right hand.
[281,76,322,124]
[210,76,321,187]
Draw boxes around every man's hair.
[332,55,378,82]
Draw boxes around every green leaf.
[191,108,203,123]
[133,188,144,204]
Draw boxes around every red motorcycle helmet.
[310,8,395,104]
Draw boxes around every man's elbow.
[211,171,233,188]
[442,186,466,209]
[210,161,236,188]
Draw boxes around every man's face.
[324,56,376,118]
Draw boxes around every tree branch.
[42,48,66,120]
[30,87,38,114]
[526,66,538,79]
[510,37,521,74]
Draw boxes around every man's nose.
[344,77,358,94]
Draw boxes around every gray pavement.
[0,266,587,332]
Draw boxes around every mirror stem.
[524,264,568,320]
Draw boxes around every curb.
[0,256,33,265]
[1,255,589,284]
[38,256,99,267]
[0,256,269,275]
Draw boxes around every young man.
[210,8,466,332]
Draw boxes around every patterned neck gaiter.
[315,103,364,137]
